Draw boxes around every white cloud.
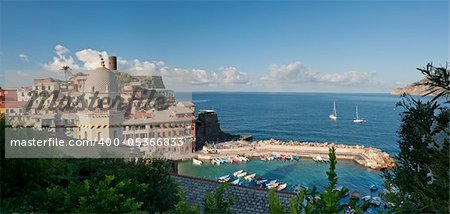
[18,54,29,62]
[220,67,250,84]
[261,61,374,85]
[42,45,251,89]
[42,44,80,71]
[261,62,318,83]
[318,71,374,85]
[75,49,108,70]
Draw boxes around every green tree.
[384,63,449,213]
[318,147,340,213]
[40,175,144,213]
[170,190,200,214]
[203,183,234,214]
[269,189,284,214]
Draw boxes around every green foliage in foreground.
[203,183,235,214]
[383,63,449,213]
[0,121,180,213]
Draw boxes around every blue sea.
[178,92,409,196]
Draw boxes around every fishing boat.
[353,105,365,123]
[233,170,244,177]
[293,155,300,161]
[329,100,337,120]
[244,173,256,181]
[192,159,202,165]
[231,179,240,185]
[266,183,279,189]
[231,157,240,163]
[277,183,287,191]
[236,171,247,178]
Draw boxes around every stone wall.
[172,174,295,214]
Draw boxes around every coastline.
[195,139,395,170]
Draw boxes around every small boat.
[361,195,371,201]
[353,105,366,123]
[233,170,244,177]
[217,175,230,183]
[277,183,287,191]
[370,197,382,206]
[293,155,300,161]
[236,171,247,178]
[211,159,220,165]
[329,100,337,120]
[192,159,202,165]
[218,174,230,180]
[231,179,240,185]
[231,157,240,162]
[313,155,324,162]
[280,154,286,160]
[244,173,256,181]
[370,184,378,192]
[256,179,268,185]
[286,155,293,161]
[266,183,279,189]
[268,179,278,184]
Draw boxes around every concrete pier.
[197,139,394,170]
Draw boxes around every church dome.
[84,66,120,93]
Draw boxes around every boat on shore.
[192,159,202,165]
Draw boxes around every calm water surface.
[179,92,407,193]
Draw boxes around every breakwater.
[197,139,394,170]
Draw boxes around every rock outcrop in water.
[391,78,434,96]
[195,110,242,151]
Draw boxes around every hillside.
[390,78,434,96]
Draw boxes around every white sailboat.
[353,105,365,123]
[329,101,337,120]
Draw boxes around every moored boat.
[231,179,240,185]
[277,183,287,191]
[236,171,247,178]
[370,184,378,192]
[256,179,268,185]
[244,173,256,181]
[192,158,202,165]
[361,195,371,201]
[233,170,244,177]
[217,175,231,183]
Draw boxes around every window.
[113,130,117,138]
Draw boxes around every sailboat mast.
[333,101,337,116]
[356,106,359,120]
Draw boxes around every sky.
[0,0,448,93]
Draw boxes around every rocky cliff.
[391,78,433,96]
[195,110,240,151]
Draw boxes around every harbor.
[195,139,394,170]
